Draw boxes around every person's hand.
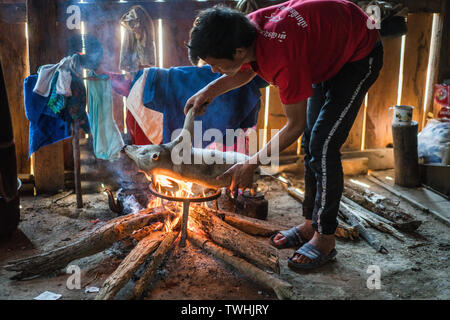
[216,162,258,196]
[184,88,213,116]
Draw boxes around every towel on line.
[143,65,268,148]
[87,73,125,160]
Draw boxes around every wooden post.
[437,0,450,82]
[72,122,83,208]
[401,13,433,131]
[366,37,402,149]
[27,0,65,193]
[392,121,420,187]
[425,0,449,120]
[0,21,30,174]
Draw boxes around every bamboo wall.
[0,0,446,181]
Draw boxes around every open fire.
[145,174,221,247]
[5,171,292,300]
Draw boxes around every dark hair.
[187,5,257,65]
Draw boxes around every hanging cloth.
[119,5,156,72]
[33,54,82,97]
[87,73,125,160]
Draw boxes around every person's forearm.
[205,69,256,98]
[250,100,307,166]
[251,122,305,166]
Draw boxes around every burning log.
[189,206,280,274]
[132,229,180,299]
[188,231,295,300]
[4,208,169,280]
[344,182,421,232]
[95,231,165,300]
[206,207,288,237]
[130,222,164,241]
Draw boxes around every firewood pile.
[4,198,295,300]
[276,173,422,253]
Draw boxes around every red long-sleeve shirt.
[244,0,380,104]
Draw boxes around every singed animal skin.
[124,108,249,189]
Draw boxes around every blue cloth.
[142,66,268,147]
[24,75,71,157]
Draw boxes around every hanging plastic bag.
[418,119,450,164]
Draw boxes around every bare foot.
[272,220,315,246]
[291,233,335,264]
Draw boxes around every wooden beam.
[72,1,236,25]
[366,37,402,149]
[27,0,65,193]
[266,85,298,155]
[0,3,26,24]
[162,19,193,67]
[424,0,449,119]
[400,13,433,130]
[436,0,450,82]
[401,0,443,13]
[0,0,444,25]
[0,22,30,174]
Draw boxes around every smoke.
[120,193,144,214]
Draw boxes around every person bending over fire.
[184,0,383,271]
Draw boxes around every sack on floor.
[418,119,450,164]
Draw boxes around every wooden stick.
[4,208,169,279]
[72,121,83,208]
[368,174,450,226]
[341,195,396,226]
[132,230,180,299]
[189,206,280,274]
[338,204,388,253]
[335,218,359,240]
[203,207,289,237]
[340,200,405,242]
[344,182,422,231]
[95,231,165,300]
[188,231,295,300]
[276,176,360,240]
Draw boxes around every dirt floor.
[0,153,449,300]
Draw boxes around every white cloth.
[56,69,72,97]
[126,68,163,145]
[33,56,75,97]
